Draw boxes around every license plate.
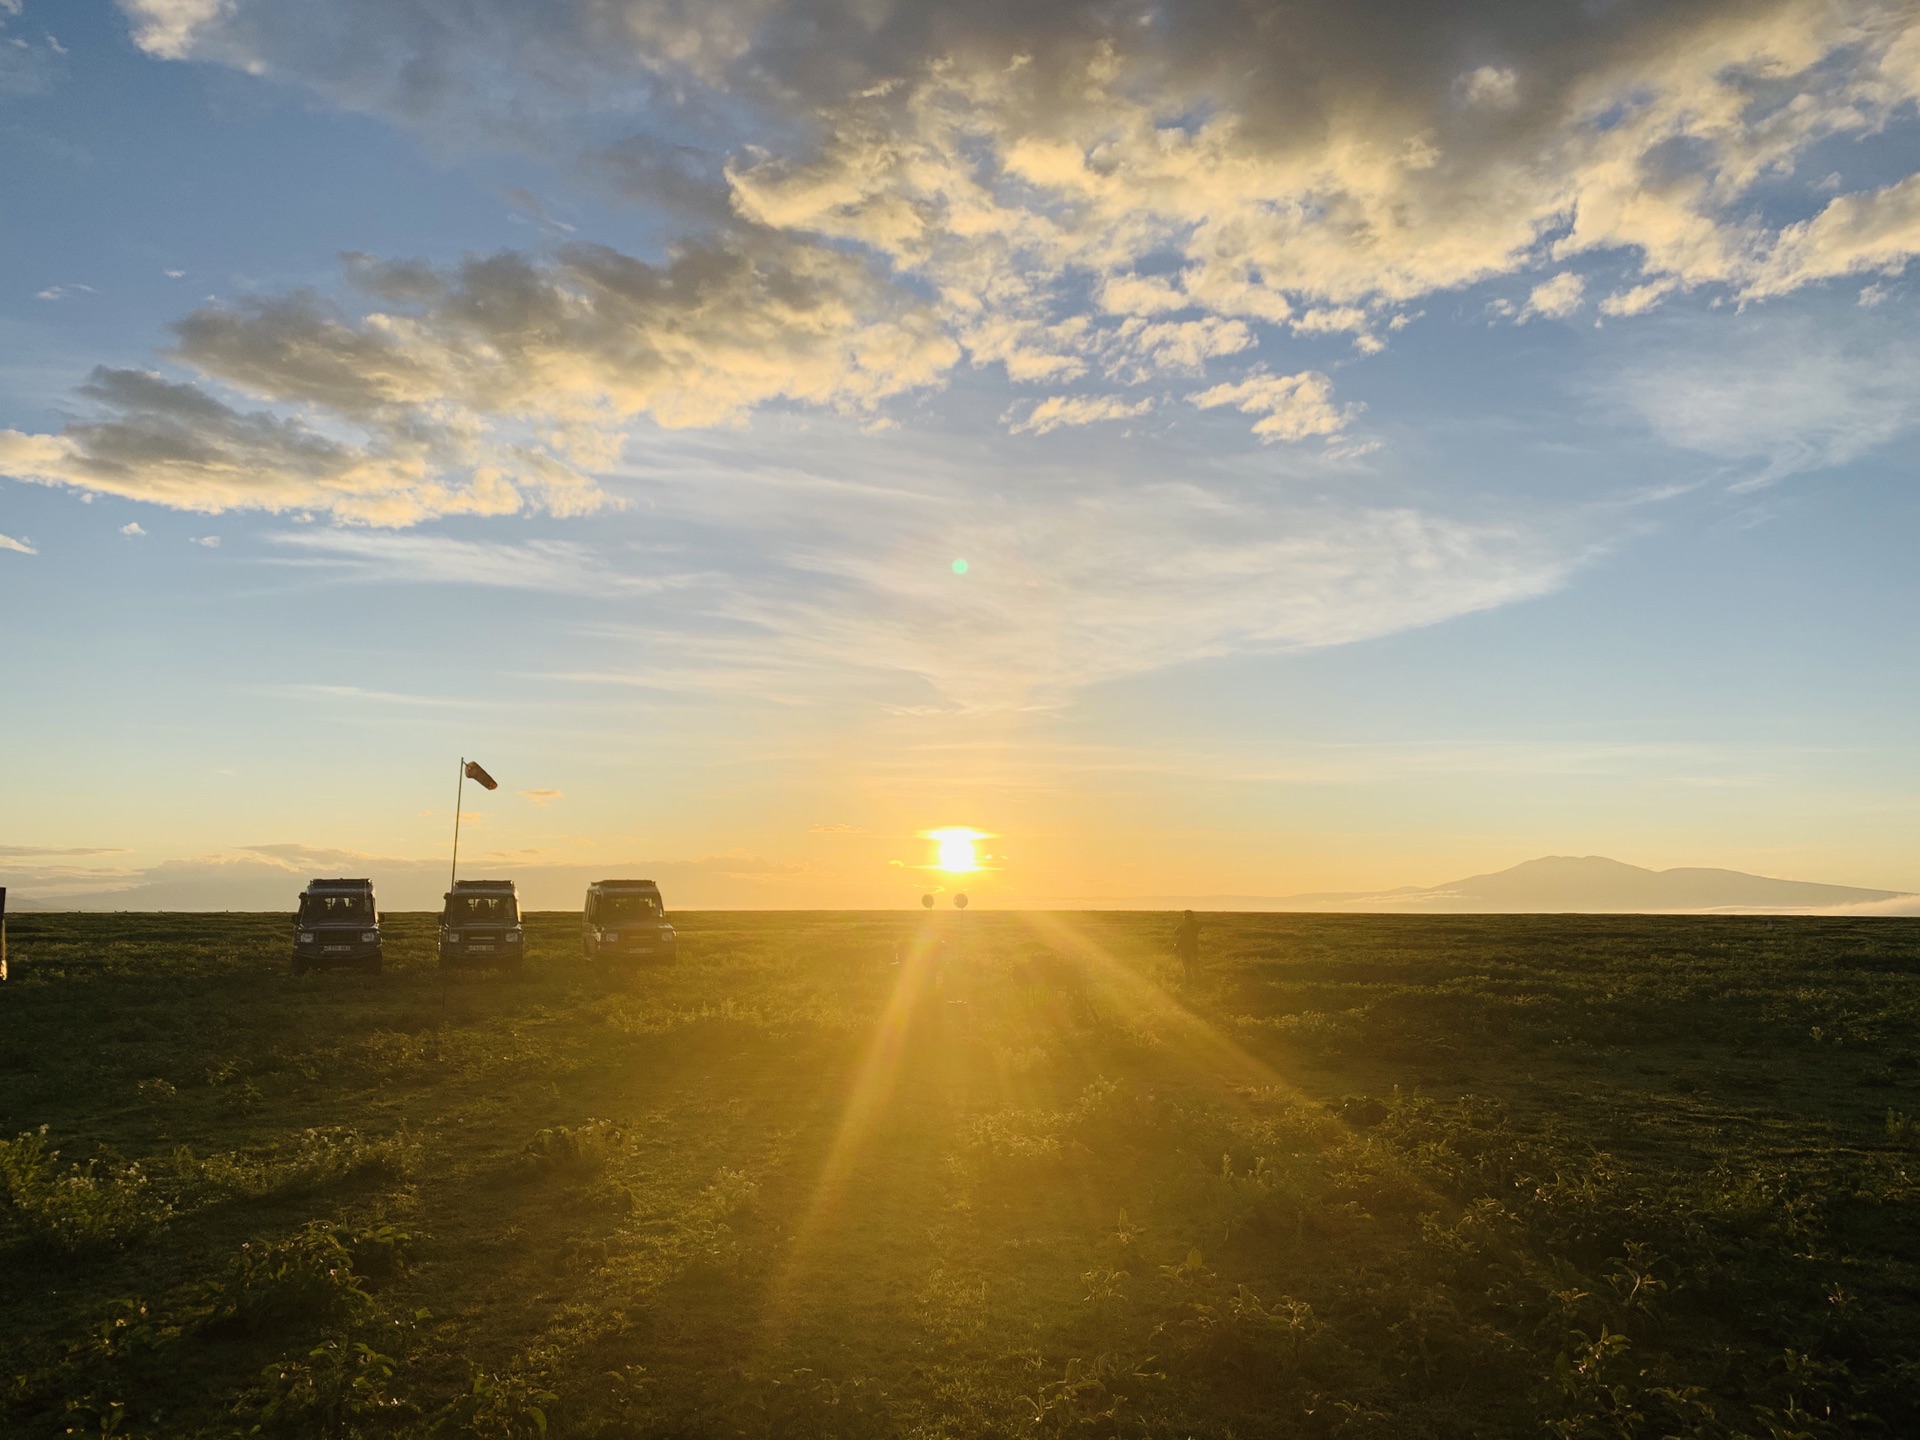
[323,946,350,954]
[470,944,495,953]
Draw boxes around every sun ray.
[761,922,946,1329]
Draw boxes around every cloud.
[629,425,1578,709]
[0,367,532,527]
[265,528,703,596]
[120,521,146,535]
[1008,394,1153,436]
[1188,370,1357,443]
[810,823,862,834]
[0,236,955,522]
[0,4,65,96]
[0,845,129,857]
[517,788,563,806]
[1745,171,1920,299]
[1606,318,1920,484]
[266,414,1579,712]
[120,0,228,62]
[65,0,1913,470]
[1456,65,1520,110]
[1523,272,1586,320]
[0,532,36,554]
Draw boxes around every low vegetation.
[2,910,1918,1437]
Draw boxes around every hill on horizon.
[1104,854,1917,914]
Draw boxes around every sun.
[923,827,988,873]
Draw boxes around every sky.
[1,0,1917,910]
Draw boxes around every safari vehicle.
[292,878,382,975]
[582,879,677,963]
[438,879,524,971]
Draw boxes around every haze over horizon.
[3,0,1918,909]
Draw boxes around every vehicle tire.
[291,955,309,976]
[662,945,678,966]
[362,952,383,976]
[581,937,594,960]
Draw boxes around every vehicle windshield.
[300,893,371,921]
[444,894,518,924]
[593,893,660,923]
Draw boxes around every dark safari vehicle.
[438,879,524,971]
[291,877,382,975]
[582,879,677,963]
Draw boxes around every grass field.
[3,910,1919,1439]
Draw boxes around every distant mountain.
[1080,855,1917,914]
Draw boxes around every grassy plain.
[2,910,1919,1439]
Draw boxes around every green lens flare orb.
[951,558,968,574]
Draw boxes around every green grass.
[3,910,1919,1438]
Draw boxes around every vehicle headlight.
[361,931,378,943]
[298,932,315,943]
[661,926,675,938]
[506,927,524,941]
[445,931,460,942]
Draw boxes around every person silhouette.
[1173,909,1201,983]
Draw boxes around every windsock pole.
[449,757,467,892]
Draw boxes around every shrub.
[519,1119,626,1179]
[255,1339,414,1438]
[0,1127,173,1251]
[197,1127,419,1201]
[204,1223,410,1333]
[428,1368,558,1440]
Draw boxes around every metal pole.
[449,757,466,893]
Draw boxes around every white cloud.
[191,534,220,547]
[119,0,229,61]
[1008,394,1153,436]
[1745,171,1920,299]
[1606,321,1920,483]
[120,521,146,535]
[240,413,1584,712]
[1188,370,1357,443]
[0,532,36,554]
[1457,65,1520,109]
[265,528,704,595]
[1523,272,1586,320]
[1600,279,1680,318]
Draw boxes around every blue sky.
[2,0,1917,909]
